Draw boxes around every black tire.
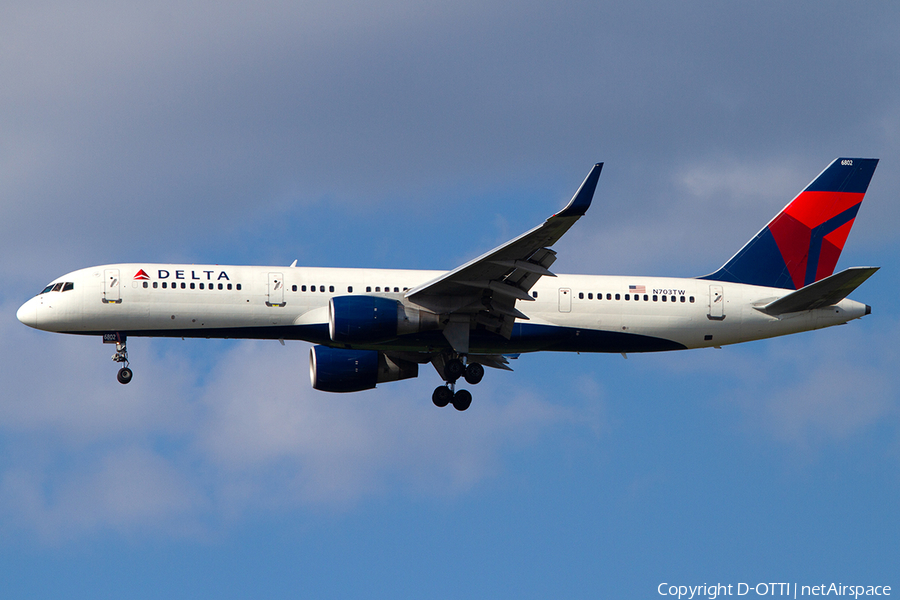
[432,386,452,408]
[452,389,472,412]
[117,367,133,385]
[464,362,484,385]
[444,358,465,382]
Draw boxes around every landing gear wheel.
[452,389,472,412]
[464,362,484,385]
[111,336,131,384]
[117,367,133,385]
[444,359,465,382]
[432,386,453,408]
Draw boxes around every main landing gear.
[111,337,133,384]
[432,357,484,411]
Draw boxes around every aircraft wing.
[406,163,602,345]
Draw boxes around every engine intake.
[309,345,419,393]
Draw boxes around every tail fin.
[701,157,879,289]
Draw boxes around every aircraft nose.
[16,299,38,328]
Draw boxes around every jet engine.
[309,345,419,392]
[328,295,440,343]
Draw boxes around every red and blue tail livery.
[702,158,879,290]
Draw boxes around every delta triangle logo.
[134,269,151,280]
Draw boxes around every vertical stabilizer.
[701,158,878,289]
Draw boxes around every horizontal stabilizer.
[760,266,878,316]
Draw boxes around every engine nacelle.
[309,345,419,393]
[328,295,439,343]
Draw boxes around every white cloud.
[0,446,206,544]
[193,341,578,509]
[651,319,900,450]
[563,157,812,276]
[0,309,583,538]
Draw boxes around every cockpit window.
[39,282,74,295]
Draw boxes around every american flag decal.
[629,284,646,293]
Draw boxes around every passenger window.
[292,285,297,292]
[152,282,158,289]
[578,292,584,299]
[63,282,74,292]
[532,291,538,298]
[190,283,195,289]
[662,295,667,302]
[219,283,224,290]
[375,287,381,292]
[624,294,630,300]
[329,286,334,292]
[690,296,695,303]
[394,287,399,293]
[143,282,149,288]
[671,296,676,302]
[653,295,657,301]
[367,287,372,293]
[320,286,325,292]
[236,284,242,290]
[588,293,593,300]
[199,283,204,290]
[615,293,620,300]
[181,282,186,289]
[227,284,233,290]
[301,285,307,292]
[348,286,353,293]
[680,296,686,303]
[162,282,167,289]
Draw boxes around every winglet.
[555,163,603,218]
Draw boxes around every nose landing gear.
[111,337,133,384]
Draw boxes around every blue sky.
[2,1,899,598]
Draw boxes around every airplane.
[17,157,879,411]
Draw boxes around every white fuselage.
[17,263,870,354]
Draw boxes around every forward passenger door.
[103,269,121,304]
